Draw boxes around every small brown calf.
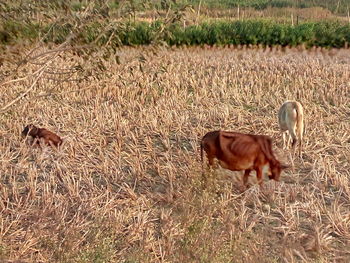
[22,124,63,148]
[200,130,287,187]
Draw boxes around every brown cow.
[22,124,63,148]
[200,130,287,187]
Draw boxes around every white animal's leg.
[286,131,291,149]
[288,151,295,172]
[298,127,303,159]
[291,135,297,160]
[282,131,287,149]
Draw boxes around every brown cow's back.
[218,131,261,170]
[37,128,63,146]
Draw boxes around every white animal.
[278,100,304,158]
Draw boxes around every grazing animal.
[200,130,287,187]
[22,124,62,148]
[278,100,304,157]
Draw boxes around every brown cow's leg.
[207,155,214,166]
[202,154,214,188]
[206,154,216,172]
[48,140,60,152]
[243,169,251,187]
[256,167,263,186]
[32,138,42,149]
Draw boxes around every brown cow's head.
[269,161,289,181]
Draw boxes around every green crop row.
[167,20,350,48]
[185,0,349,14]
[1,20,349,48]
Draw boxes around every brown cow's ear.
[281,164,290,170]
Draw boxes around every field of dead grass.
[0,45,349,262]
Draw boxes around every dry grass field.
[0,45,349,262]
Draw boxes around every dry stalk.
[0,46,349,262]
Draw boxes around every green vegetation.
[1,0,349,49]
[2,0,348,15]
[1,19,350,48]
[168,20,350,47]
[186,0,349,14]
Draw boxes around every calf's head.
[22,124,38,137]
